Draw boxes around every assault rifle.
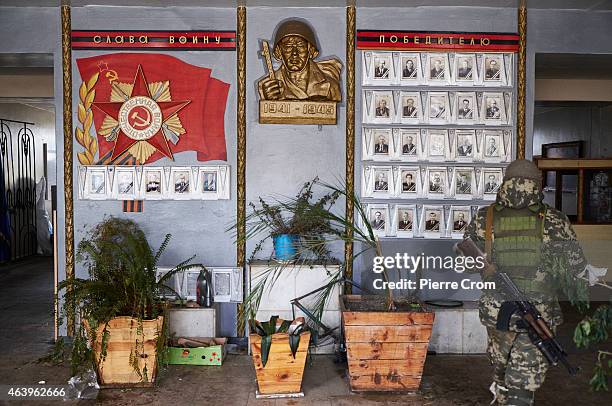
[456,237,578,376]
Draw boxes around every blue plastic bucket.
[273,234,298,261]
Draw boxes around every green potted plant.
[59,217,199,386]
[231,177,342,327]
[293,180,435,392]
[249,316,310,396]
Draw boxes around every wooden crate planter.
[84,316,164,387]
[341,295,435,392]
[250,331,311,395]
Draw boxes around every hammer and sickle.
[130,108,151,129]
[105,69,118,83]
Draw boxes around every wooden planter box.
[250,331,311,396]
[83,316,164,387]
[341,295,435,392]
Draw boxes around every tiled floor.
[0,258,610,405]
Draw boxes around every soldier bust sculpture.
[258,19,342,124]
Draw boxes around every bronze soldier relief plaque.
[257,19,342,124]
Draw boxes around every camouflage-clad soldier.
[464,159,587,406]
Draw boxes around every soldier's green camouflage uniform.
[464,176,587,406]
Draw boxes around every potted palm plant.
[59,217,199,386]
[294,180,435,392]
[231,177,342,327]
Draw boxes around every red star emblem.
[92,65,190,161]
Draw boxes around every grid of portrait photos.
[363,203,482,239]
[360,49,515,239]
[78,165,231,201]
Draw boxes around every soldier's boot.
[505,388,535,406]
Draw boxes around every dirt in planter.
[344,295,428,312]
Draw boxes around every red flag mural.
[76,53,229,164]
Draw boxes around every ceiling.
[536,53,612,79]
[1,0,612,9]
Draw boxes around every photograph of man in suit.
[425,211,440,231]
[375,98,390,118]
[402,136,417,155]
[374,60,389,79]
[402,59,416,78]
[374,134,389,154]
[402,98,417,118]
[455,172,471,194]
[398,211,413,231]
[486,98,501,119]
[146,172,161,193]
[430,58,445,80]
[371,210,385,230]
[174,173,189,193]
[374,172,389,191]
[486,137,499,157]
[485,58,501,80]
[429,172,443,193]
[402,172,416,192]
[457,137,473,157]
[484,173,499,193]
[457,58,473,80]
[202,172,217,192]
[457,99,473,119]
[453,212,468,232]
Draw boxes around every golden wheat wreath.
[75,72,99,165]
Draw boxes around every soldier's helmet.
[503,159,542,188]
[273,19,319,56]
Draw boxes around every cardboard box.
[166,337,227,366]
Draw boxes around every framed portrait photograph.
[363,128,393,161]
[83,167,109,200]
[452,167,477,199]
[142,167,164,199]
[399,53,421,83]
[398,129,420,161]
[481,168,504,200]
[454,92,478,125]
[482,130,506,162]
[448,206,471,238]
[210,267,243,303]
[426,129,450,161]
[155,267,180,299]
[426,92,450,124]
[454,130,478,161]
[370,90,395,123]
[421,205,445,238]
[170,167,192,199]
[180,269,201,300]
[480,92,507,125]
[426,167,448,198]
[372,52,393,81]
[113,167,137,200]
[482,53,506,85]
[366,205,389,236]
[397,167,420,197]
[197,165,230,200]
[426,53,450,85]
[454,53,477,84]
[363,165,394,197]
[399,91,421,124]
[395,205,416,237]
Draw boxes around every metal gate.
[0,118,37,262]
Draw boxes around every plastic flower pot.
[272,234,298,261]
